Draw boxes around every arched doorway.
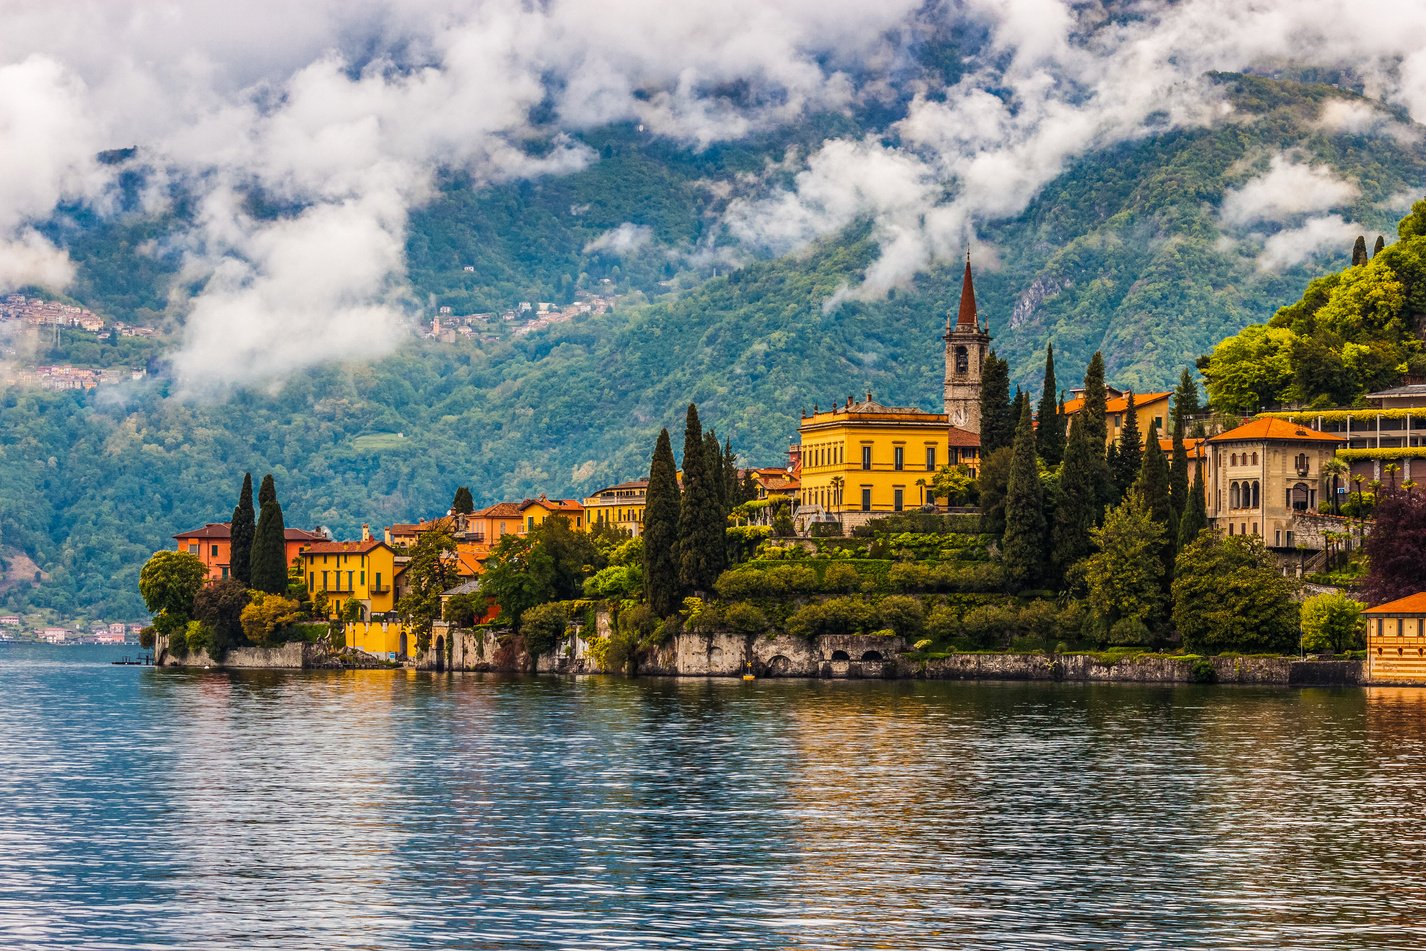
[765,655,792,676]
[398,631,408,658]
[861,650,883,662]
[831,650,851,661]
[434,635,446,672]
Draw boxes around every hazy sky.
[3,0,1425,391]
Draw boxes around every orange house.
[174,522,326,582]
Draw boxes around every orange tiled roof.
[1062,391,1172,416]
[1207,418,1346,444]
[1365,592,1426,615]
[1157,436,1206,457]
[177,522,324,542]
[521,497,583,513]
[474,502,522,518]
[302,539,389,556]
[760,477,800,491]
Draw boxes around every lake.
[1,643,1424,949]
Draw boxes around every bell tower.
[944,254,990,433]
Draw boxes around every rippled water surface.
[3,644,1426,949]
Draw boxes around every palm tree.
[1385,463,1401,494]
[1406,479,1419,496]
[1322,458,1348,515]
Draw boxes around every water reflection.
[1,648,1425,948]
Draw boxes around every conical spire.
[955,252,978,330]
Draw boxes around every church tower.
[944,254,991,434]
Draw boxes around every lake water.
[2,644,1425,949]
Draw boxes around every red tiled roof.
[955,257,978,329]
[284,528,326,541]
[760,477,800,491]
[947,426,980,448]
[302,539,389,556]
[474,502,522,518]
[521,497,583,513]
[1157,436,1206,457]
[174,522,230,540]
[1207,418,1346,444]
[1365,593,1426,615]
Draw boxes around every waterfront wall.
[155,635,317,669]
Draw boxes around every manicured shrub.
[877,595,926,638]
[822,562,862,593]
[521,602,568,658]
[722,601,770,635]
[785,596,879,638]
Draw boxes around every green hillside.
[3,72,1425,623]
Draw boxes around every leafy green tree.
[1178,467,1208,549]
[1362,489,1426,604]
[192,578,251,657]
[1081,351,1108,451]
[929,464,977,506]
[1352,234,1368,266]
[451,486,474,515]
[978,352,1013,453]
[239,592,302,646]
[1051,418,1101,585]
[678,404,725,594]
[643,428,681,616]
[481,517,600,626]
[396,528,458,653]
[138,549,207,638]
[1172,533,1299,654]
[1300,592,1365,653]
[520,602,568,659]
[1083,490,1166,641]
[1002,401,1047,591]
[250,475,288,595]
[1036,344,1064,466]
[1113,392,1142,495]
[1202,324,1296,415]
[976,447,1014,538]
[229,473,255,586]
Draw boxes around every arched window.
[954,345,969,374]
[1251,481,1261,508]
[1252,452,1259,465]
[1230,482,1240,508]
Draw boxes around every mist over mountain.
[3,1,1426,621]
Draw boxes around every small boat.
[110,654,153,666]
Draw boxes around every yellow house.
[1062,388,1172,447]
[798,393,955,524]
[520,496,584,531]
[583,480,647,536]
[1366,592,1426,683]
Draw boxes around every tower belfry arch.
[944,254,990,434]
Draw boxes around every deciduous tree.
[1362,489,1426,604]
[1300,592,1365,653]
[138,549,207,638]
[1083,490,1166,642]
[1172,533,1298,654]
[396,528,458,653]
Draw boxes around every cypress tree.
[1135,420,1174,581]
[1051,418,1100,586]
[705,429,726,514]
[451,486,474,515]
[1172,369,1201,435]
[250,475,288,595]
[979,352,1012,452]
[1009,387,1028,439]
[1082,352,1108,452]
[1113,392,1142,493]
[1002,401,1047,591]
[1352,235,1368,266]
[678,404,724,594]
[1374,235,1386,257]
[258,473,276,508]
[1169,421,1190,530]
[229,472,255,586]
[643,428,681,616]
[722,438,739,508]
[1036,344,1065,466]
[1177,467,1209,550]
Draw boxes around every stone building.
[943,255,990,434]
[1204,417,1345,548]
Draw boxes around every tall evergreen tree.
[1135,420,1175,582]
[1082,352,1109,452]
[704,429,726,514]
[1352,234,1368,266]
[1036,344,1065,466]
[1172,369,1201,435]
[678,404,725,594]
[722,438,739,508]
[250,475,288,595]
[1169,421,1190,531]
[643,428,681,616]
[978,352,1013,452]
[1113,392,1142,493]
[1051,418,1101,586]
[1009,387,1028,440]
[1374,234,1386,257]
[1177,468,1209,550]
[451,486,474,515]
[1002,401,1047,591]
[229,472,255,586]
[258,473,276,508]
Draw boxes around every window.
[211,544,219,557]
[347,571,354,590]
[894,446,904,471]
[926,446,937,471]
[375,572,383,592]
[861,487,872,512]
[954,345,968,374]
[1251,481,1260,508]
[528,516,535,530]
[861,446,872,470]
[221,567,229,579]
[1228,523,1235,536]
[894,488,904,512]
[1251,452,1259,465]
[188,543,199,554]
[360,571,365,587]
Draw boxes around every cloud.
[1220,155,1359,228]
[1255,214,1361,272]
[583,223,653,256]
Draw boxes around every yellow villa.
[1365,593,1426,683]
[798,393,958,524]
[1062,388,1172,447]
[584,480,648,536]
[299,530,407,656]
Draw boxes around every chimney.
[866,390,873,403]
[383,528,392,546]
[361,523,371,542]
